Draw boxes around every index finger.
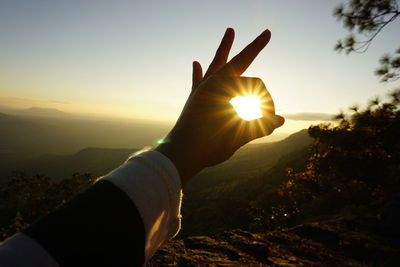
[218,29,271,76]
[204,28,235,78]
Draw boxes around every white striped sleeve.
[103,150,183,262]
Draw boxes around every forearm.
[24,180,146,267]
[0,151,183,266]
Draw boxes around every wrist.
[155,140,202,186]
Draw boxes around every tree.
[0,212,29,241]
[334,0,400,82]
[276,89,400,223]
[0,172,96,241]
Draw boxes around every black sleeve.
[23,180,145,267]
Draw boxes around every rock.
[149,217,400,266]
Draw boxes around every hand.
[156,28,285,185]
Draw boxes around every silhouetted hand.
[156,28,285,185]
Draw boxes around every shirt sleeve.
[0,150,183,267]
[103,150,183,261]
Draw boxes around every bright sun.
[230,95,263,121]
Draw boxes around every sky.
[0,0,399,139]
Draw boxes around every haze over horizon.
[1,0,399,139]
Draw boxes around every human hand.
[156,28,285,185]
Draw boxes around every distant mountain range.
[0,128,311,184]
[185,129,311,192]
[181,129,312,236]
[0,108,314,237]
[0,124,313,238]
[0,147,139,183]
[0,111,171,164]
[0,107,71,118]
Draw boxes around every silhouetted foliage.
[0,172,96,240]
[277,89,400,225]
[375,48,400,82]
[0,212,29,241]
[334,0,400,82]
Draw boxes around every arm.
[0,28,284,267]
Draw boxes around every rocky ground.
[149,217,400,266]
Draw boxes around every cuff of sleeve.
[0,233,59,267]
[103,150,182,261]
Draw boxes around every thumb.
[192,61,203,91]
[274,115,285,128]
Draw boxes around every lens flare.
[230,95,263,121]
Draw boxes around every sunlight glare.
[230,95,263,121]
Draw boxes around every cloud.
[282,112,335,121]
[48,100,69,104]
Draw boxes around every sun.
[229,95,263,121]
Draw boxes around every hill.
[0,128,312,236]
[0,147,139,183]
[1,129,310,184]
[181,129,312,236]
[0,112,170,164]
[185,129,311,190]
[8,107,71,118]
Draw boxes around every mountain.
[0,112,171,164]
[0,147,139,183]
[0,128,312,236]
[0,128,312,231]
[13,107,70,118]
[150,217,398,266]
[0,107,74,119]
[0,128,310,183]
[181,129,312,236]
[186,129,311,189]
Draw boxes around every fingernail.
[275,115,285,126]
[262,29,271,35]
[260,29,271,40]
[225,27,234,34]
